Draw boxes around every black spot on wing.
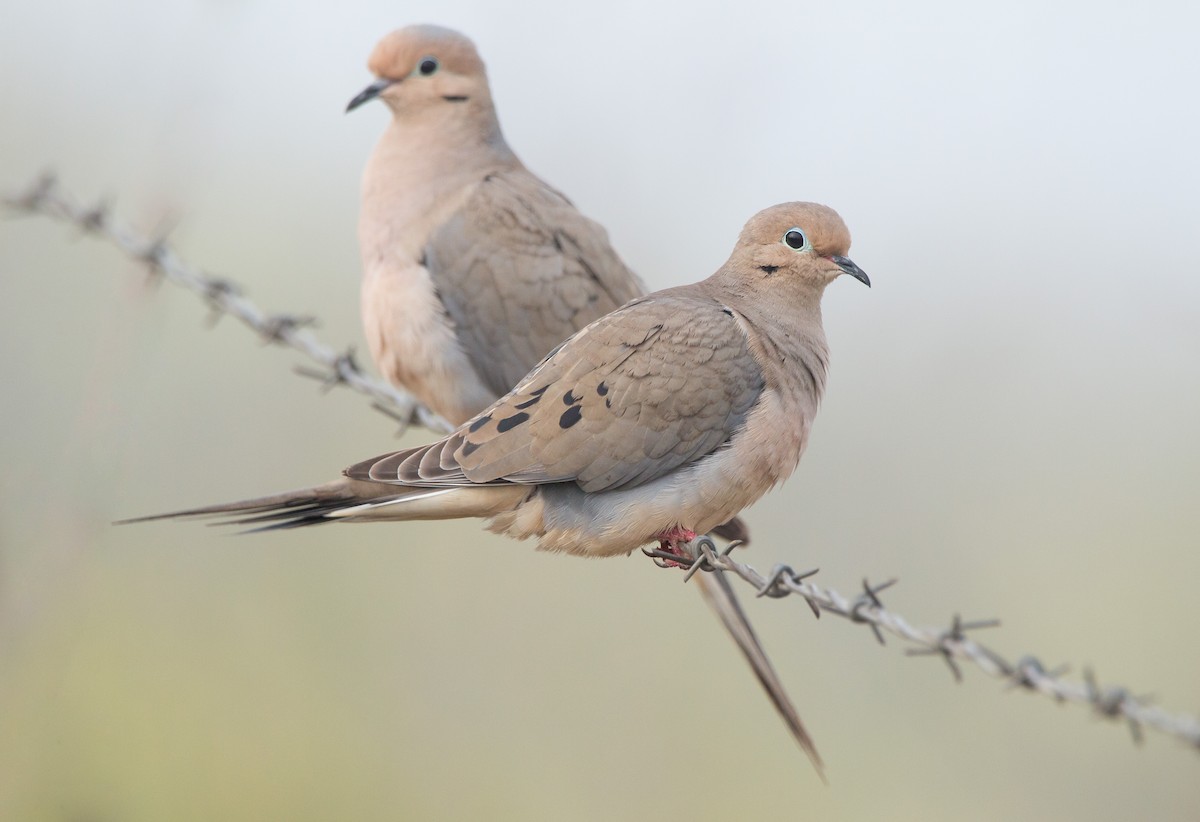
[596,382,608,396]
[461,440,481,457]
[468,414,491,433]
[514,395,542,410]
[563,389,580,406]
[497,412,530,433]
[559,405,583,429]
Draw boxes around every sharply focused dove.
[132,201,871,771]
[346,25,643,426]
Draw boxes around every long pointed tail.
[115,479,390,531]
[694,569,825,778]
[118,478,527,532]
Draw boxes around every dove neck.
[387,96,516,168]
[377,103,518,180]
[705,274,830,400]
[708,269,827,331]
[751,306,830,401]
[360,110,520,264]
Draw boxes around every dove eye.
[417,57,439,76]
[783,228,809,250]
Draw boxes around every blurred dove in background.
[134,200,872,772]
[346,24,643,426]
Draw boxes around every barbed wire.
[648,539,1200,752]
[6,174,1199,757]
[1,172,453,436]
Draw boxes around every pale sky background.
[2,1,1199,820]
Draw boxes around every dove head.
[730,202,869,293]
[347,26,495,119]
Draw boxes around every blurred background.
[2,0,1199,819]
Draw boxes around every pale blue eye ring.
[418,56,439,76]
[783,228,808,250]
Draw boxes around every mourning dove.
[346,24,644,426]
[132,201,870,772]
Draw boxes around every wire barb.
[755,564,822,618]
[905,614,1001,682]
[1005,656,1069,696]
[201,277,241,326]
[80,197,113,233]
[259,313,319,343]
[294,347,365,394]
[1084,669,1153,745]
[850,578,897,645]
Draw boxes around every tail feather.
[694,569,824,778]
[711,516,751,545]
[118,479,525,531]
[221,495,397,531]
[116,479,359,524]
[117,478,407,531]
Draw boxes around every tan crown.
[737,202,851,258]
[367,25,487,81]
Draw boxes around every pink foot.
[654,526,699,568]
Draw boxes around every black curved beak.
[832,255,870,287]
[346,79,394,113]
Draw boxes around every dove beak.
[346,79,395,113]
[832,255,870,287]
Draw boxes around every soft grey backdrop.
[2,1,1199,819]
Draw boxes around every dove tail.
[694,570,824,778]
[117,479,529,532]
[115,479,380,531]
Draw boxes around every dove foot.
[654,527,698,567]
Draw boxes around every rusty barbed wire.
[2,172,453,436]
[7,174,1200,757]
[659,537,1200,752]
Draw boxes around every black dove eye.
[418,56,439,76]
[783,228,808,250]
